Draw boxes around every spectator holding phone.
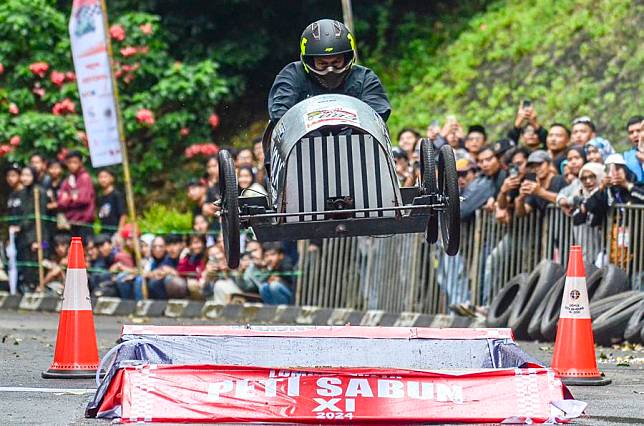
[605,154,644,205]
[515,150,566,216]
[571,162,609,227]
[496,147,530,221]
[507,100,547,150]
[426,119,447,149]
[557,146,587,214]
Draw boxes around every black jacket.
[268,61,391,124]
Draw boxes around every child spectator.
[29,153,52,189]
[96,168,127,236]
[45,160,64,245]
[57,151,95,243]
[111,224,140,299]
[90,234,117,297]
[41,234,70,295]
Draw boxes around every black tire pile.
[486,261,644,345]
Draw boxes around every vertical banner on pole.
[69,0,123,168]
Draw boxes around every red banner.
[102,364,568,423]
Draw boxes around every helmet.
[300,19,356,89]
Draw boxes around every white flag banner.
[69,0,123,167]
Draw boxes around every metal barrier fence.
[295,204,644,314]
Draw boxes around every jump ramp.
[86,325,585,423]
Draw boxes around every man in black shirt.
[516,150,566,216]
[96,169,127,235]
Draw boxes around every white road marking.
[0,386,95,394]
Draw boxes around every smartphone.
[509,164,519,177]
[525,172,537,182]
[522,99,532,109]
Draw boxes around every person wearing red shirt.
[57,151,95,243]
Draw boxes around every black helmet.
[300,19,356,89]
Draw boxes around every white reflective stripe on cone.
[558,276,590,319]
[61,268,92,311]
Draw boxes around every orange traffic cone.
[42,237,100,379]
[551,245,610,385]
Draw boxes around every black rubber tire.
[219,150,240,269]
[592,293,644,346]
[539,275,567,342]
[587,265,629,302]
[486,273,527,328]
[420,138,438,244]
[590,290,639,319]
[527,277,563,341]
[507,260,564,340]
[437,144,460,256]
[624,303,644,343]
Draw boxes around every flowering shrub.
[0,0,231,194]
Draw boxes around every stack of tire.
[487,261,644,345]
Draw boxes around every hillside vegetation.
[375,0,643,148]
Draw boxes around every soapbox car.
[218,94,460,268]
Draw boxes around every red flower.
[139,23,153,35]
[110,24,126,41]
[123,73,135,84]
[180,127,190,137]
[136,46,149,55]
[9,136,20,147]
[32,84,46,98]
[52,98,76,116]
[135,108,155,126]
[77,131,88,146]
[208,113,220,129]
[0,145,12,156]
[29,62,49,78]
[122,63,140,73]
[0,63,4,74]
[50,70,66,87]
[120,46,137,57]
[8,103,19,115]
[65,71,76,82]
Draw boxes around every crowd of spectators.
[2,141,297,305]
[396,107,644,227]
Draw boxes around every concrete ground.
[0,311,642,425]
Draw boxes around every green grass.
[376,0,644,150]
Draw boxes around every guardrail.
[295,204,643,314]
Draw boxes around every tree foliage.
[0,0,232,193]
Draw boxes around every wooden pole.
[33,187,45,290]
[341,0,358,61]
[99,0,147,299]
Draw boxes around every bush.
[136,203,193,235]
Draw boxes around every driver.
[268,19,391,124]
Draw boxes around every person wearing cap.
[605,153,644,205]
[546,123,571,172]
[507,101,547,149]
[515,150,566,217]
[57,150,95,244]
[464,124,487,160]
[268,19,390,125]
[456,158,477,191]
[623,115,644,183]
[571,116,615,160]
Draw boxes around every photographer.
[507,100,547,150]
[515,150,566,217]
[496,147,530,222]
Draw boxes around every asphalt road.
[0,311,642,425]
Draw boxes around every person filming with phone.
[515,150,566,217]
[507,100,547,150]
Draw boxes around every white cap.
[605,153,626,166]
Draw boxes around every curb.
[0,292,477,327]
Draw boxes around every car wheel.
[219,150,240,269]
[437,144,460,255]
[420,139,438,244]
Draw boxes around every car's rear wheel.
[437,144,460,255]
[419,138,438,244]
[219,150,240,268]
